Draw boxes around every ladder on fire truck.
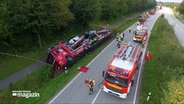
[115,42,141,62]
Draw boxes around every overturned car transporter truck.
[45,29,111,76]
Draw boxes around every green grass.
[0,37,64,80]
[110,17,138,34]
[0,16,138,103]
[172,9,184,24]
[90,12,140,29]
[139,14,184,104]
[0,50,44,80]
[175,15,184,24]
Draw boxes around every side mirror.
[102,70,105,77]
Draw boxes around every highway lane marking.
[49,72,82,104]
[133,14,158,104]
[133,40,147,104]
[92,89,102,104]
[49,39,116,104]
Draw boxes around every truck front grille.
[106,85,123,94]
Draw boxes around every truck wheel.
[136,63,140,70]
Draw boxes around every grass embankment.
[0,16,138,103]
[0,35,67,80]
[0,12,139,80]
[0,50,44,80]
[172,9,184,24]
[175,14,184,24]
[139,14,184,104]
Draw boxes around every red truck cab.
[102,43,142,98]
[133,25,148,45]
[46,36,86,75]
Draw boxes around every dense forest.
[178,0,184,14]
[0,0,156,51]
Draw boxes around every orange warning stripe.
[107,82,122,90]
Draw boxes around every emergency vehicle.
[149,9,155,15]
[133,24,148,45]
[102,43,142,98]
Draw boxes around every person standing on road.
[116,36,121,48]
[116,33,120,41]
[129,27,132,33]
[85,78,95,95]
[120,32,124,41]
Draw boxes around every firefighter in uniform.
[129,27,132,33]
[116,33,120,41]
[120,32,124,41]
[85,79,95,94]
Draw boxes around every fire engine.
[133,24,148,46]
[139,13,149,25]
[149,9,155,15]
[102,43,142,98]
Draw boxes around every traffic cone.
[145,51,152,61]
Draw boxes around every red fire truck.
[133,24,148,46]
[149,9,155,15]
[102,43,142,98]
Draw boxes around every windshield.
[104,73,128,88]
[135,32,144,36]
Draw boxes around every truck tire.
[136,63,140,70]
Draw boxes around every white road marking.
[49,72,82,104]
[133,18,152,104]
[49,39,116,104]
[92,89,102,104]
[133,42,147,104]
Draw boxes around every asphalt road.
[48,11,162,104]
[162,7,184,47]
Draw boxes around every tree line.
[0,0,156,50]
[178,0,184,14]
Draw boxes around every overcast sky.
[156,0,183,3]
